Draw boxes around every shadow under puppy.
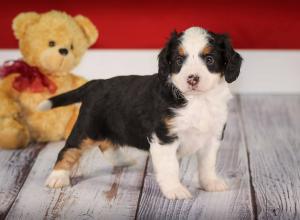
[38,27,242,200]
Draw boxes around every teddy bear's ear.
[74,15,99,47]
[12,12,40,40]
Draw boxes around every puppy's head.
[158,27,242,94]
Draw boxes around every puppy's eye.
[71,44,74,50]
[205,56,215,65]
[49,41,56,47]
[176,57,184,66]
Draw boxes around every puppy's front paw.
[160,183,192,200]
[200,177,228,192]
[46,170,70,188]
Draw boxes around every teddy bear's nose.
[59,48,69,56]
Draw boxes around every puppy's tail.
[37,80,95,111]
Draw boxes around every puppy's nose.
[187,74,200,86]
[59,48,69,56]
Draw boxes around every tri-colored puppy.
[39,27,242,200]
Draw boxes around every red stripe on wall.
[1,0,300,49]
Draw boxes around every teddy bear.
[0,10,98,149]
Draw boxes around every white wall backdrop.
[1,49,299,93]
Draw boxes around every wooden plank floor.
[0,95,299,220]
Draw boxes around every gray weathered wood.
[5,141,148,220]
[0,144,44,219]
[239,95,300,220]
[137,98,254,220]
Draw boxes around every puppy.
[39,27,242,200]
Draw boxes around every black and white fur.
[39,27,242,200]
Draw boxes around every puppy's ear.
[158,31,179,82]
[219,34,243,83]
[74,15,99,47]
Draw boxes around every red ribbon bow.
[0,60,57,93]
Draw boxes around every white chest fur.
[170,83,232,157]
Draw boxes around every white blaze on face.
[171,27,221,94]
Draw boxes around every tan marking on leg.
[54,148,82,170]
[80,138,101,149]
[53,138,115,172]
[54,137,99,171]
[98,139,115,152]
[202,45,213,55]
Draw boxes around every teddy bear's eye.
[48,41,56,47]
[71,44,74,50]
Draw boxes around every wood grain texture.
[0,144,44,219]
[5,142,148,220]
[137,98,254,220]
[239,95,300,220]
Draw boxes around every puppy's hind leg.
[46,113,94,188]
[46,137,98,188]
[46,142,82,188]
[99,143,136,167]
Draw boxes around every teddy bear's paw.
[37,100,52,112]
[45,170,70,188]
